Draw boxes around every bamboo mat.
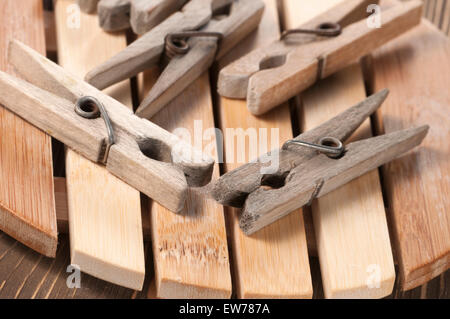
[0,0,448,299]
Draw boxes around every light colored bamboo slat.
[54,177,69,235]
[217,0,312,298]
[54,0,145,290]
[54,177,152,241]
[0,0,57,257]
[371,19,450,291]
[441,0,450,34]
[44,9,57,54]
[432,0,445,26]
[282,0,395,298]
[140,53,232,299]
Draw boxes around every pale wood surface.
[140,71,232,298]
[53,176,152,241]
[282,0,396,298]
[135,0,264,119]
[0,0,57,257]
[215,0,312,298]
[0,0,449,299]
[54,0,145,290]
[421,0,450,34]
[370,19,450,291]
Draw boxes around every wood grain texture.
[53,177,152,241]
[54,0,145,290]
[370,19,450,291]
[282,0,396,298]
[440,0,450,35]
[0,232,152,299]
[216,0,312,298]
[0,0,57,257]
[141,72,232,298]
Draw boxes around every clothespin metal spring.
[280,22,342,39]
[283,136,345,159]
[164,31,223,60]
[75,96,115,164]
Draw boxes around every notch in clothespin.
[211,89,429,235]
[84,0,265,119]
[218,0,423,115]
[0,40,215,213]
[77,0,190,35]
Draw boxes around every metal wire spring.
[164,31,223,60]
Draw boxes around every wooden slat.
[0,0,57,257]
[370,19,450,291]
[282,0,395,298]
[55,176,317,254]
[441,0,450,35]
[432,0,445,26]
[139,44,232,299]
[216,0,312,298]
[54,0,145,291]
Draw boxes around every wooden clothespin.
[84,0,265,118]
[77,0,189,34]
[211,90,429,235]
[218,0,423,115]
[0,40,214,213]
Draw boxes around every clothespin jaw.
[211,90,429,235]
[0,40,214,213]
[85,0,264,119]
[218,0,423,115]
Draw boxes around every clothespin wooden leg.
[54,0,144,290]
[282,0,395,299]
[215,0,313,298]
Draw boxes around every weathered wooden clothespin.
[78,0,189,34]
[84,0,265,118]
[0,40,214,213]
[212,90,429,235]
[218,0,423,115]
